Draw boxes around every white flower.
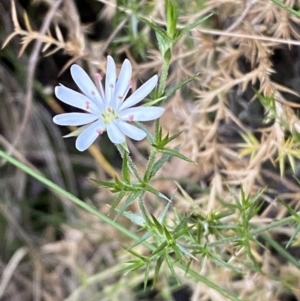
[53,56,165,151]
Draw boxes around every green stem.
[158,57,170,96]
[143,147,158,183]
[117,144,143,182]
[138,194,149,222]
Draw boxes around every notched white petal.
[53,113,98,126]
[71,64,102,103]
[116,121,146,141]
[120,107,165,121]
[120,75,158,110]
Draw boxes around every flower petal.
[53,113,99,126]
[71,64,103,105]
[116,121,146,141]
[75,119,105,151]
[106,121,125,144]
[55,85,102,113]
[113,59,132,109]
[120,107,165,121]
[120,75,158,110]
[105,56,116,106]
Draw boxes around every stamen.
[97,129,104,135]
[95,73,102,80]
[95,73,105,100]
[85,101,90,111]
[128,114,134,122]
[118,80,133,102]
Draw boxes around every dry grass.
[1,0,300,300]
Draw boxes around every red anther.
[128,114,134,122]
[129,80,133,88]
[107,107,112,112]
[118,95,123,100]
[91,90,95,95]
[109,83,114,88]
[95,73,102,80]
[97,129,103,135]
[85,101,90,110]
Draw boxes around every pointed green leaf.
[286,223,300,249]
[128,231,152,250]
[151,146,179,178]
[115,191,142,220]
[144,259,151,290]
[139,183,171,202]
[139,16,170,41]
[120,210,146,226]
[177,244,198,261]
[154,254,165,285]
[124,246,148,261]
[165,0,178,39]
[158,202,171,223]
[151,241,168,257]
[160,147,194,163]
[172,242,183,260]
[163,225,173,243]
[151,213,164,234]
[109,191,126,216]
[165,253,179,283]
[175,13,213,41]
[165,75,198,98]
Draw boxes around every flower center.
[102,107,118,125]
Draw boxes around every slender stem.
[143,147,158,183]
[126,152,143,182]
[158,57,171,96]
[116,144,143,182]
